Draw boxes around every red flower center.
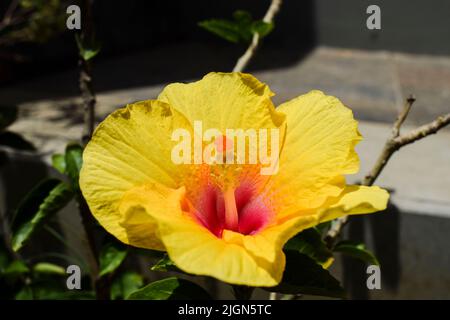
[187,180,272,237]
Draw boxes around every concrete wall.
[315,0,450,55]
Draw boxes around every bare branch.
[391,95,415,137]
[325,216,348,248]
[232,0,282,72]
[326,97,450,248]
[394,113,450,147]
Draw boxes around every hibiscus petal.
[274,90,362,214]
[161,225,285,287]
[120,184,285,287]
[317,185,389,223]
[261,185,389,253]
[158,72,285,131]
[79,100,192,249]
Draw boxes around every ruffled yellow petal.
[317,185,389,223]
[162,226,284,287]
[251,185,388,264]
[158,72,285,131]
[120,184,285,287]
[274,90,362,214]
[79,100,192,250]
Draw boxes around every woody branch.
[233,0,282,72]
[326,95,450,248]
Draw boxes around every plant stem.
[78,196,110,300]
[79,0,96,145]
[233,0,282,72]
[80,58,96,145]
[76,0,110,300]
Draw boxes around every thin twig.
[362,95,416,187]
[325,216,348,248]
[232,0,282,72]
[78,196,99,271]
[391,95,415,137]
[79,59,96,144]
[78,196,111,300]
[325,96,450,248]
[76,0,110,300]
[77,0,98,260]
[393,113,450,147]
[79,0,96,145]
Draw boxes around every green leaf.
[81,47,101,61]
[51,153,66,174]
[3,260,30,279]
[333,241,380,266]
[151,254,179,272]
[0,131,35,151]
[33,262,66,276]
[267,251,345,298]
[44,290,95,300]
[15,286,33,300]
[0,106,18,131]
[4,260,30,284]
[99,242,128,277]
[64,143,83,191]
[33,288,94,300]
[27,278,95,300]
[11,179,73,251]
[199,10,274,43]
[284,228,334,268]
[127,277,212,300]
[198,19,242,43]
[75,34,101,61]
[232,10,252,23]
[251,21,274,38]
[110,271,144,300]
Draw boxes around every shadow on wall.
[315,0,450,55]
[0,0,316,101]
[342,201,401,299]
[343,200,450,299]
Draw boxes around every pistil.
[223,187,239,231]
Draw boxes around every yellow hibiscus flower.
[79,72,388,287]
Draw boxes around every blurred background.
[0,0,449,299]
